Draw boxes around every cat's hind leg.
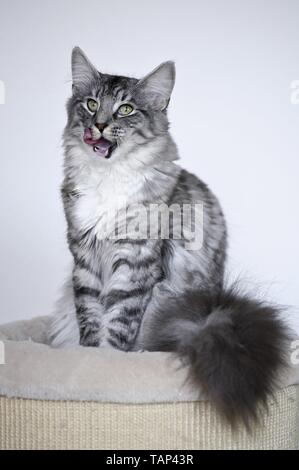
[48,277,80,347]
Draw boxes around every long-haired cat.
[49,47,289,426]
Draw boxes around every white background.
[0,0,298,332]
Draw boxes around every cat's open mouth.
[83,128,115,159]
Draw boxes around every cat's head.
[65,47,175,163]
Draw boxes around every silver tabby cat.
[49,47,289,425]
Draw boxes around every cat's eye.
[117,104,134,116]
[87,99,98,113]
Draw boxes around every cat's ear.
[136,61,175,110]
[71,47,99,93]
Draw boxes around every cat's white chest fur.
[73,163,147,239]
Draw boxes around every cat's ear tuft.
[71,47,99,92]
[136,61,176,110]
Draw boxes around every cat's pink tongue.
[83,128,98,145]
[83,128,111,158]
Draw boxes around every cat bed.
[0,316,298,450]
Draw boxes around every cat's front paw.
[79,335,100,347]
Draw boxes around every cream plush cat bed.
[0,316,298,450]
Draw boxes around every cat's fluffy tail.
[144,286,290,426]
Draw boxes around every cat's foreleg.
[72,263,104,346]
[98,242,162,350]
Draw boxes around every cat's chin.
[83,128,116,159]
[92,140,116,159]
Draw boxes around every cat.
[49,47,289,426]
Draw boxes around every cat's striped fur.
[49,48,289,425]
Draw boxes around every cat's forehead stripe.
[98,84,132,103]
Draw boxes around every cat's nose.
[95,122,107,131]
